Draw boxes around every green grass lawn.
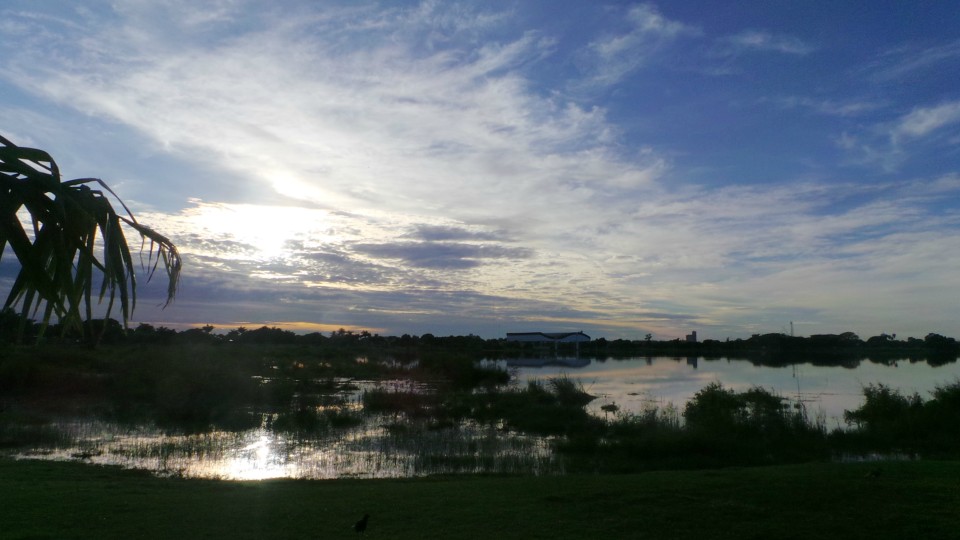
[3,458,959,539]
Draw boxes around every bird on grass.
[353,514,370,535]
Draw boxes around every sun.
[184,200,332,261]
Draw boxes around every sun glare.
[221,432,290,480]
[186,201,332,260]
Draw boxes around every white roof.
[505,332,591,343]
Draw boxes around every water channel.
[9,355,960,480]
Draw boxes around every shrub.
[843,383,922,433]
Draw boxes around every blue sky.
[2,1,959,340]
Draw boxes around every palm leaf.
[0,134,181,342]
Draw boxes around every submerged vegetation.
[2,335,959,476]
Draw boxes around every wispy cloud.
[574,3,698,90]
[894,100,960,140]
[834,99,960,171]
[722,30,815,55]
[2,2,624,216]
[866,39,960,82]
[769,96,884,117]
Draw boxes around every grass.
[3,457,960,539]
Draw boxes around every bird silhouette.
[353,514,369,535]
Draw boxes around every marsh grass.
[0,415,67,448]
[362,387,438,417]
[4,343,960,479]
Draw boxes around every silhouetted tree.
[0,134,180,342]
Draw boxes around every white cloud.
[723,30,814,55]
[4,4,622,217]
[575,3,698,90]
[894,100,960,139]
[836,99,960,171]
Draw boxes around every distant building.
[505,332,591,343]
[685,331,698,343]
[506,331,591,357]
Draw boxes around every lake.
[9,355,959,479]
[502,355,960,429]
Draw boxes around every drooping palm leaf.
[0,134,181,342]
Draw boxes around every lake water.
[502,356,960,429]
[19,414,558,480]
[10,355,959,479]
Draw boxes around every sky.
[2,1,960,341]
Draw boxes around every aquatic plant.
[362,388,437,418]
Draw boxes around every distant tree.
[924,333,955,347]
[838,331,861,343]
[866,334,898,347]
[235,326,296,344]
[330,328,361,345]
[924,333,959,360]
[177,326,220,345]
[299,331,326,345]
[225,326,248,342]
[0,134,180,342]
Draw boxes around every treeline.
[589,331,960,365]
[0,309,488,351]
[1,309,957,364]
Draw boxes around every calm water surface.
[12,378,558,480]
[504,356,960,428]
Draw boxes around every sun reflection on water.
[220,432,291,480]
[13,411,559,481]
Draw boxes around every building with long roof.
[505,331,591,357]
[505,331,591,343]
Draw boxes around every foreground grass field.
[3,458,959,539]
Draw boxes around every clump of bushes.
[414,354,510,389]
[461,376,598,436]
[836,380,960,455]
[560,383,830,472]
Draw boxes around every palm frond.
[0,134,181,342]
